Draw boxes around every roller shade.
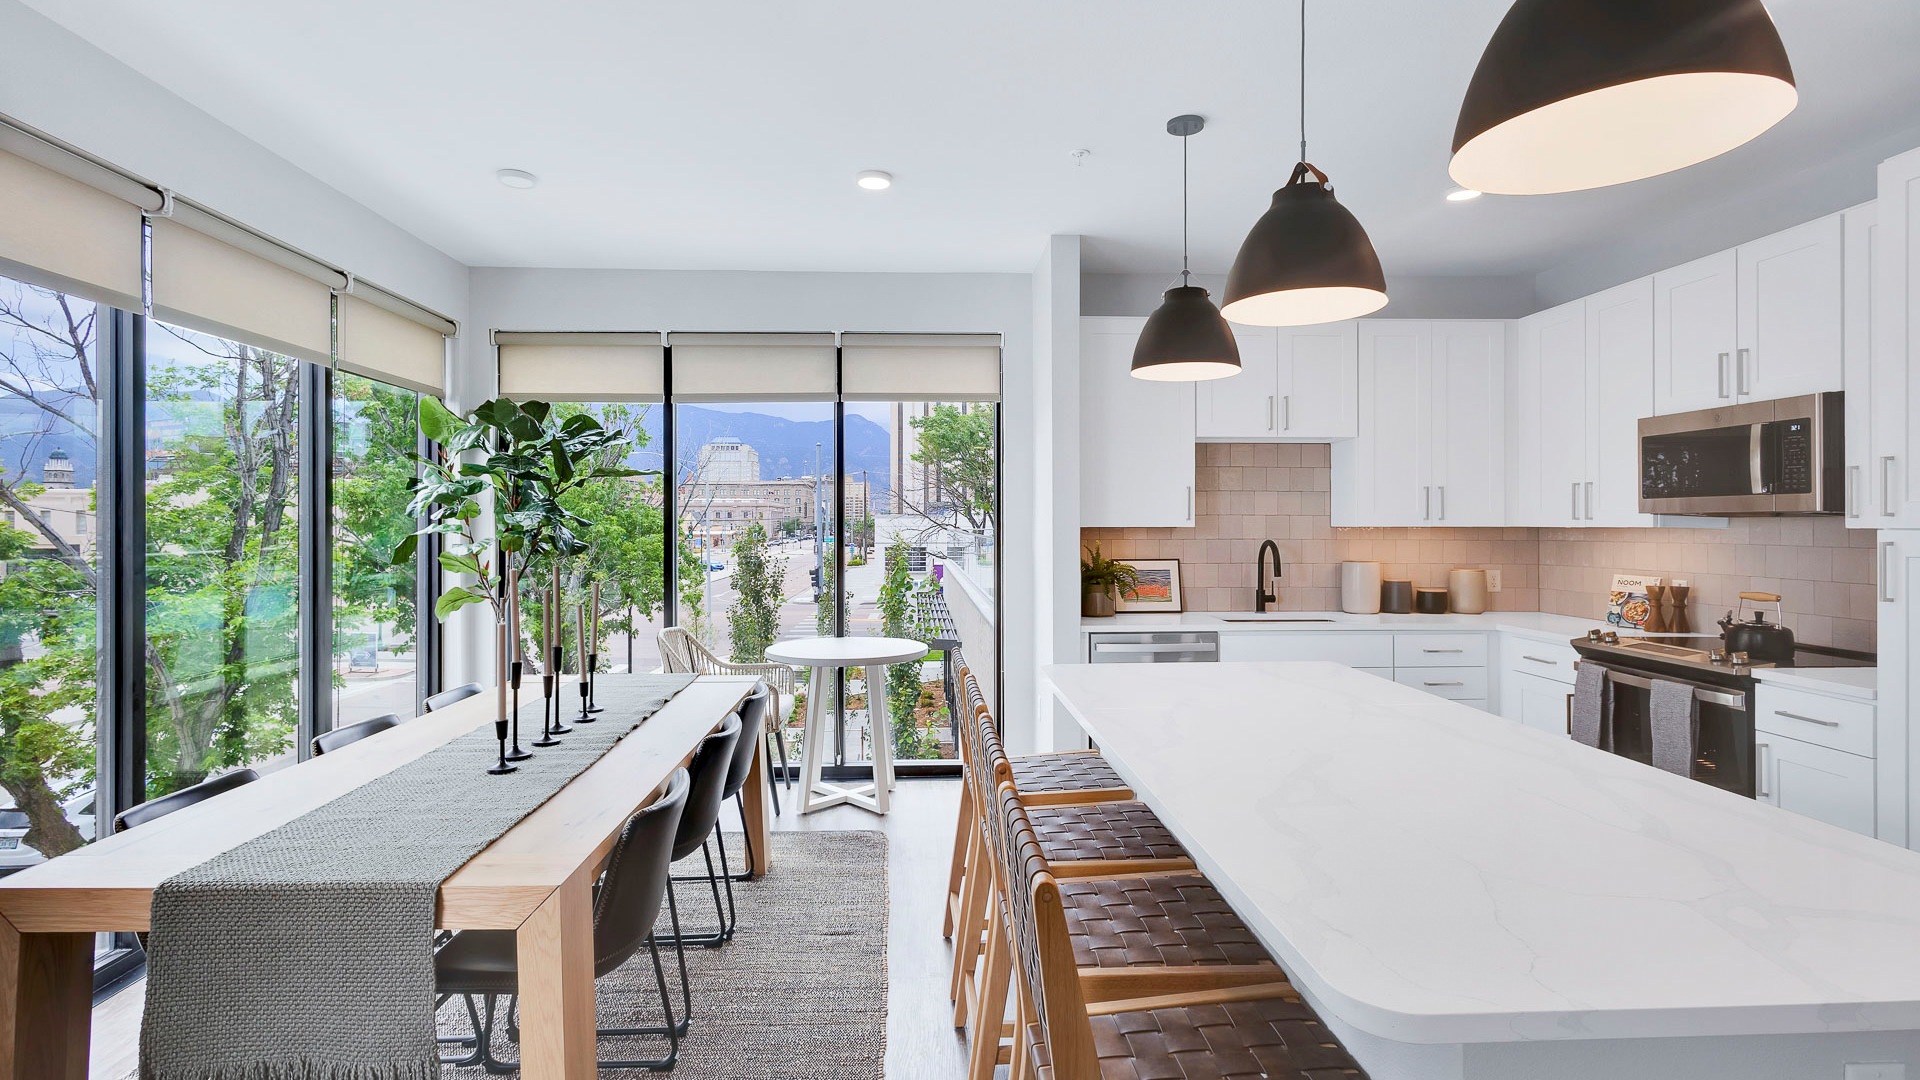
[0,148,146,308]
[668,332,836,402]
[338,289,450,395]
[495,332,664,402]
[149,211,339,364]
[841,333,1002,401]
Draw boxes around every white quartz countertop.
[1080,609,1622,644]
[1044,661,1920,1045]
[1753,666,1879,701]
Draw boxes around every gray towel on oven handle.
[1570,661,1609,749]
[1649,678,1699,779]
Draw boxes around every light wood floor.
[88,777,971,1080]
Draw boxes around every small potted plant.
[1081,543,1140,618]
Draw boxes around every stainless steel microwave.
[1637,393,1844,516]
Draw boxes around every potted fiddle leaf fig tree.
[391,397,642,627]
[1080,542,1141,619]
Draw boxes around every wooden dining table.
[0,673,767,1080]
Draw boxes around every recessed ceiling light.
[1446,187,1484,202]
[856,170,893,191]
[496,169,538,190]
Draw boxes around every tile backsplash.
[1082,444,1542,615]
[1080,443,1878,651]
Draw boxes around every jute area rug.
[437,829,888,1079]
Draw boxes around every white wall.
[1082,272,1539,321]
[0,0,468,322]
[465,266,1037,739]
[1030,236,1082,754]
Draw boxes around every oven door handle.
[1601,668,1748,711]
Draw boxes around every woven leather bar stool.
[949,673,1190,1022]
[992,783,1368,1080]
[944,666,1135,939]
[965,780,1296,1080]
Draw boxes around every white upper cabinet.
[1653,249,1737,413]
[1585,277,1658,527]
[1736,214,1844,401]
[1080,317,1196,528]
[1196,322,1358,441]
[1843,201,1876,526]
[1874,147,1920,527]
[1654,215,1844,415]
[1194,324,1279,439]
[1334,320,1505,527]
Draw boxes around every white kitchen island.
[1044,661,1920,1080]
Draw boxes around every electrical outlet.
[1846,1064,1905,1080]
[1484,568,1502,593]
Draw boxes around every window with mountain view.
[0,274,103,878]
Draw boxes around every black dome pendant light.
[1222,0,1388,327]
[1131,114,1242,382]
[1451,0,1796,195]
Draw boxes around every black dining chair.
[113,769,260,833]
[311,713,403,757]
[436,767,692,1073]
[423,682,484,712]
[650,711,744,1033]
[695,683,773,946]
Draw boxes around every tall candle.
[507,564,522,663]
[578,603,589,684]
[551,563,563,665]
[495,620,508,721]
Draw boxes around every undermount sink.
[1216,616,1337,623]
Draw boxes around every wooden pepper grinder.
[1667,584,1691,635]
[1643,584,1669,634]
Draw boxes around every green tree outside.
[726,523,783,664]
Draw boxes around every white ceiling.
[23,0,1920,278]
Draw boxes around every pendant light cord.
[1298,0,1308,164]
[1181,130,1190,284]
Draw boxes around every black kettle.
[1718,591,1795,663]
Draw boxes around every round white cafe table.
[765,635,928,814]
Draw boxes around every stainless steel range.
[1569,632,1873,798]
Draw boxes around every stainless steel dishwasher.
[1087,631,1219,664]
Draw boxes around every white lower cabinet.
[1502,671,1574,738]
[1756,731,1877,837]
[1217,632,1492,709]
[1394,666,1488,701]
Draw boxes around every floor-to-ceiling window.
[0,275,104,880]
[142,322,302,794]
[330,372,421,726]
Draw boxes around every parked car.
[0,788,97,877]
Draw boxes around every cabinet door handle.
[1423,486,1431,521]
[1774,709,1840,729]
[1282,395,1291,431]
[1847,464,1861,519]
[1422,648,1465,654]
[1521,655,1559,666]
[1571,482,1580,521]
[1584,481,1594,521]
[1757,741,1771,799]
[1437,485,1446,521]
[1423,680,1465,687]
[1883,541,1898,603]
[1884,456,1899,517]
[1186,485,1193,522]
[1736,347,1751,395]
[1267,395,1276,431]
[1717,352,1730,399]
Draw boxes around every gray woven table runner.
[139,672,698,1080]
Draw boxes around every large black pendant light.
[1222,0,1388,327]
[1451,0,1796,195]
[1132,114,1242,382]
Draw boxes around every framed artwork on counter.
[1116,559,1183,613]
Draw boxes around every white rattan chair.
[658,626,796,813]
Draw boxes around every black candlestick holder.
[548,646,572,735]
[586,652,604,714]
[577,678,593,722]
[505,660,532,761]
[533,672,561,747]
[488,719,518,774]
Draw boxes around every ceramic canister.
[1380,579,1414,614]
[1415,588,1450,615]
[1448,568,1489,615]
[1341,561,1383,614]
